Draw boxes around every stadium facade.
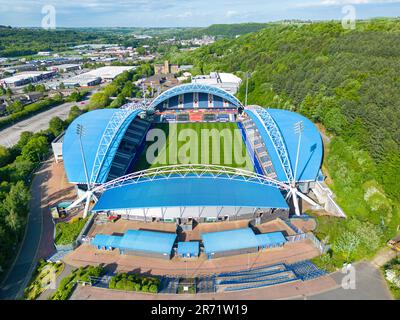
[62,83,323,223]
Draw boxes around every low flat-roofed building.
[49,64,81,73]
[92,229,177,260]
[63,74,101,88]
[179,65,193,71]
[192,72,242,95]
[0,70,56,88]
[81,66,136,82]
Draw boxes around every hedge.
[49,265,104,300]
[0,97,63,130]
[108,273,160,293]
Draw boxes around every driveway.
[71,261,393,300]
[0,161,50,300]
[305,262,393,300]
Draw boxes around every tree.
[49,117,65,137]
[121,81,134,98]
[136,47,146,55]
[109,95,126,109]
[67,91,83,102]
[332,231,360,262]
[6,100,24,114]
[15,131,34,150]
[23,84,35,93]
[7,158,36,183]
[66,106,84,123]
[35,84,46,93]
[0,146,10,167]
[2,181,30,218]
[5,210,23,235]
[103,84,119,97]
[323,108,349,135]
[88,92,110,110]
[21,135,48,162]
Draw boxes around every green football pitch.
[134,122,254,172]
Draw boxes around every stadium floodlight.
[288,120,304,217]
[293,121,304,185]
[76,124,91,192]
[245,72,251,106]
[76,123,94,218]
[142,83,146,103]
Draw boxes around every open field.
[134,122,254,172]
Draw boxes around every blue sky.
[0,0,399,27]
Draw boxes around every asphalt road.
[0,100,88,148]
[0,162,49,300]
[303,262,393,300]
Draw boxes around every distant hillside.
[169,18,400,267]
[0,28,116,57]
[137,23,270,40]
[195,23,269,38]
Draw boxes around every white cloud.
[226,10,239,18]
[176,11,193,18]
[297,0,400,7]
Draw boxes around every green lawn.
[54,217,89,245]
[134,122,254,172]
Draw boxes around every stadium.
[61,83,325,262]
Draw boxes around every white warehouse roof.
[192,72,242,95]
[0,71,55,84]
[83,66,136,80]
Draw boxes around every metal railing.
[247,106,294,184]
[92,164,291,193]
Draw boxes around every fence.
[312,181,346,218]
[286,232,329,254]
[55,243,76,251]
[76,213,97,245]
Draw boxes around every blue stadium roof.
[245,108,323,182]
[256,232,287,247]
[202,228,259,254]
[150,83,243,109]
[92,234,122,248]
[177,242,200,257]
[92,177,289,211]
[118,230,176,255]
[62,109,142,184]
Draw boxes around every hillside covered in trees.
[168,19,400,267]
[0,27,124,57]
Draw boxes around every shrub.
[115,280,125,290]
[109,278,116,289]
[0,97,63,130]
[108,273,160,293]
[141,285,149,293]
[149,284,158,293]
[125,281,135,291]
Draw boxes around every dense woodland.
[0,23,269,58]
[0,27,119,57]
[167,19,400,267]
